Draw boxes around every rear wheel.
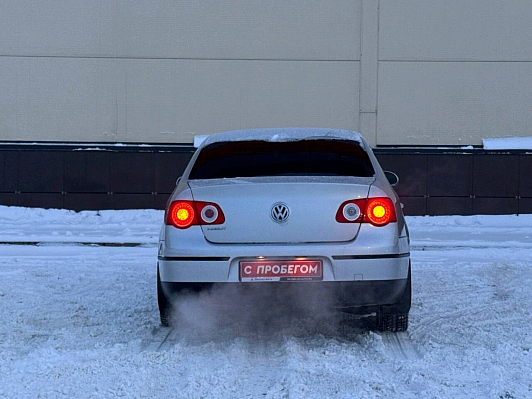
[376,312,409,332]
[157,266,173,327]
[376,265,411,332]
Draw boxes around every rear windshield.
[189,140,375,179]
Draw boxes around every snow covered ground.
[1,206,531,398]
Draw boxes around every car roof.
[200,128,366,148]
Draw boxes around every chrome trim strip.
[158,256,230,261]
[331,253,410,260]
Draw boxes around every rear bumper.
[159,222,410,311]
[158,253,409,283]
[160,278,409,312]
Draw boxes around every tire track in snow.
[156,328,177,352]
[411,303,514,343]
[145,328,294,397]
[381,332,423,360]
[411,243,532,251]
[141,326,173,352]
[472,314,523,328]
[414,284,493,298]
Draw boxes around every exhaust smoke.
[167,283,373,342]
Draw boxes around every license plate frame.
[239,259,323,282]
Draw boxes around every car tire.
[157,265,173,327]
[376,265,411,332]
[376,312,409,332]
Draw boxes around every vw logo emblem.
[271,202,290,223]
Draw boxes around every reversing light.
[335,199,365,223]
[201,205,219,223]
[342,203,361,221]
[365,198,396,226]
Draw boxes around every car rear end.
[157,129,411,331]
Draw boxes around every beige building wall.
[378,0,532,145]
[0,1,361,144]
[1,1,531,146]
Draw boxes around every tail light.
[336,197,397,227]
[166,200,225,229]
[336,199,365,223]
[365,198,397,226]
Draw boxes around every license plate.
[240,259,322,282]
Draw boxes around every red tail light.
[168,201,196,228]
[336,197,397,227]
[166,201,225,229]
[365,197,396,226]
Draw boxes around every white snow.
[194,135,210,148]
[1,206,531,398]
[0,207,161,245]
[200,128,365,148]
[483,136,532,150]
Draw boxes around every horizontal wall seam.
[0,192,172,194]
[402,196,522,199]
[0,54,360,62]
[379,59,532,63]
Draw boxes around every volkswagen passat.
[157,128,411,332]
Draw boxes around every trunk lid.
[188,177,373,244]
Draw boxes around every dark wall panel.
[520,155,532,197]
[19,152,64,193]
[427,155,473,197]
[154,152,192,194]
[1,147,531,215]
[473,197,518,215]
[473,154,519,198]
[108,194,155,210]
[428,197,472,216]
[64,193,113,212]
[17,193,64,209]
[399,197,426,216]
[64,193,155,211]
[109,153,154,194]
[0,151,19,192]
[154,193,171,210]
[519,198,532,214]
[375,154,427,197]
[0,193,19,206]
[64,152,109,193]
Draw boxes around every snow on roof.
[482,137,532,150]
[199,128,365,148]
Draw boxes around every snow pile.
[0,206,531,398]
[194,134,210,148]
[482,136,532,150]
[0,207,162,244]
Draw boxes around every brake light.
[169,201,196,228]
[336,197,397,226]
[365,198,396,226]
[166,201,225,229]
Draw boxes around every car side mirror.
[176,176,182,186]
[384,171,399,187]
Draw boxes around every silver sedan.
[157,128,411,332]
